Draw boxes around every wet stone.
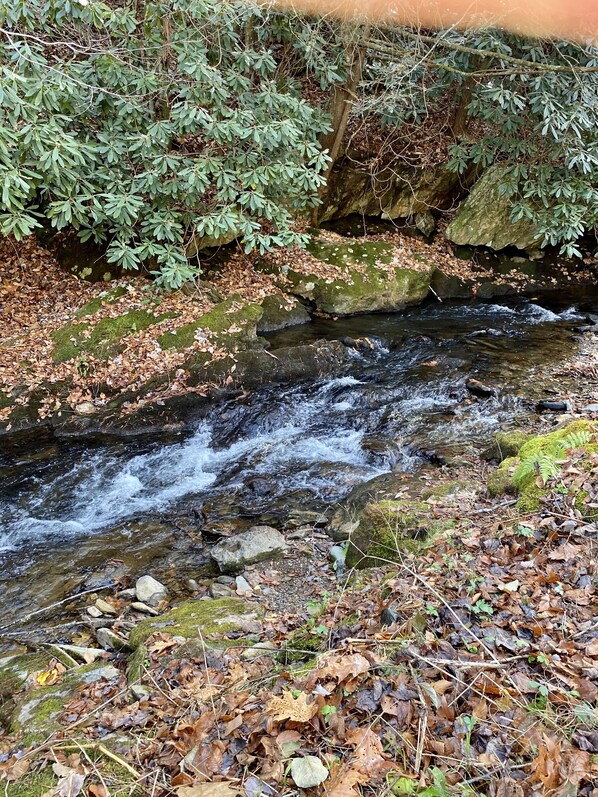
[211,526,288,574]
[96,628,130,652]
[135,575,167,606]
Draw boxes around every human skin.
[270,0,598,39]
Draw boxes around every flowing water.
[0,296,595,643]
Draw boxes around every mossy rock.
[128,597,259,650]
[346,499,451,568]
[446,165,543,252]
[280,244,434,316]
[74,286,128,318]
[485,430,534,462]
[158,295,262,351]
[420,479,477,500]
[9,662,121,747]
[52,309,171,363]
[487,421,598,514]
[257,295,310,333]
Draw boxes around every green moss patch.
[74,286,128,318]
[52,309,172,363]
[346,499,451,569]
[306,239,394,268]
[487,421,598,514]
[128,597,257,649]
[158,295,262,351]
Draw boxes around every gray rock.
[414,211,435,237]
[87,605,103,618]
[211,526,288,573]
[241,641,277,661]
[117,588,137,599]
[130,684,151,701]
[584,404,598,412]
[466,378,498,398]
[131,601,159,616]
[135,575,167,606]
[235,575,253,594]
[186,579,200,592]
[327,518,359,542]
[95,598,118,616]
[216,575,236,585]
[209,582,234,599]
[96,627,130,652]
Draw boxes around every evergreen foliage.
[0,0,331,286]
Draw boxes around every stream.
[0,294,596,646]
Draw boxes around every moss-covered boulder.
[320,160,464,222]
[257,295,310,333]
[446,166,543,252]
[7,661,120,746]
[52,308,171,363]
[158,295,262,351]
[487,420,598,513]
[346,499,450,568]
[274,240,434,316]
[485,430,534,462]
[128,597,259,650]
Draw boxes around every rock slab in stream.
[211,527,288,573]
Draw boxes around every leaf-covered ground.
[2,232,595,428]
[1,445,596,796]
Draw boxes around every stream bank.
[1,225,597,439]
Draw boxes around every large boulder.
[446,166,543,252]
[257,295,310,333]
[210,526,288,573]
[346,499,452,568]
[271,239,434,316]
[321,160,464,222]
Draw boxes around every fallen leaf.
[265,691,318,723]
[290,756,329,788]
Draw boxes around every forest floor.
[0,440,597,797]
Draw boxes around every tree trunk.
[313,23,369,224]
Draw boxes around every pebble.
[209,582,234,599]
[235,575,253,594]
[584,404,598,412]
[87,606,103,618]
[186,579,200,591]
[130,684,151,701]
[117,588,137,599]
[95,598,117,616]
[216,575,235,585]
[131,601,159,616]
[96,627,130,652]
[135,575,167,606]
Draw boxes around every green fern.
[561,431,593,450]
[537,454,561,484]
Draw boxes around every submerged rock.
[446,166,543,252]
[466,378,498,398]
[210,526,288,573]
